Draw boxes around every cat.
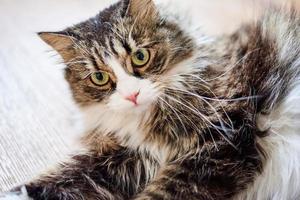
[8,0,300,199]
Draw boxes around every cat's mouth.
[115,97,157,113]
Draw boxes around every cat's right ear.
[38,31,75,61]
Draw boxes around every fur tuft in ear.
[126,0,158,22]
[38,32,76,61]
[38,32,73,51]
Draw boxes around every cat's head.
[39,0,198,141]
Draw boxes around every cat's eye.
[90,71,110,86]
[131,48,150,67]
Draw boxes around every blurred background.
[0,0,299,192]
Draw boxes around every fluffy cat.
[8,0,300,199]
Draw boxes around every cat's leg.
[14,136,157,200]
[133,163,215,200]
[133,147,261,200]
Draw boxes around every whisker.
[66,34,91,57]
[154,99,181,140]
[206,48,261,81]
[158,96,189,139]
[160,93,219,150]
[161,74,261,102]
[161,85,234,130]
[163,94,237,149]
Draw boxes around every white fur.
[236,83,300,200]
[81,104,169,163]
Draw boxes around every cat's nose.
[125,91,140,105]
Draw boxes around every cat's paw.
[0,186,31,200]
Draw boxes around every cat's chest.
[82,105,170,163]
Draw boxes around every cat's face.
[39,0,195,128]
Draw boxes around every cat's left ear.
[38,31,76,61]
[125,0,158,23]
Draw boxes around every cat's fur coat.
[8,0,300,199]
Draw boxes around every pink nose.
[125,92,140,105]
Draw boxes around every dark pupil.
[136,51,145,61]
[96,72,103,81]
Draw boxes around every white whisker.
[162,93,237,149]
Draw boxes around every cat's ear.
[38,31,76,61]
[125,0,158,22]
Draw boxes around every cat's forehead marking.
[104,55,128,80]
[112,38,127,57]
[128,34,137,50]
[90,49,103,69]
[86,33,140,75]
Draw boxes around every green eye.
[131,48,150,67]
[90,71,110,86]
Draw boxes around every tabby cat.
[10,0,300,199]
